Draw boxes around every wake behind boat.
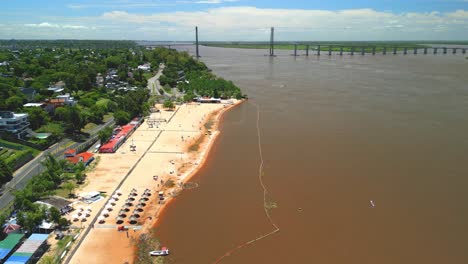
[150,247,169,256]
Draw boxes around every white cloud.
[24,22,90,30]
[8,7,468,40]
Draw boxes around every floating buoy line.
[213,103,280,264]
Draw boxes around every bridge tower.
[269,27,275,56]
[195,26,200,58]
[339,47,343,56]
[383,47,387,55]
[306,45,309,56]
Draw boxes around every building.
[56,93,76,106]
[4,233,49,264]
[64,150,94,166]
[0,111,30,139]
[137,63,151,71]
[193,97,222,103]
[36,196,73,215]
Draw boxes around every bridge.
[140,27,467,57]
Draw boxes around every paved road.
[147,64,165,95]
[0,117,115,209]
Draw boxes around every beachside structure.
[99,117,142,153]
[193,97,222,103]
[36,196,73,215]
[81,191,102,203]
[0,111,30,139]
[56,93,77,106]
[64,150,94,166]
[4,233,49,264]
[0,233,24,262]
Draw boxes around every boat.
[370,200,375,207]
[150,247,169,256]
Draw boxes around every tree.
[49,207,61,224]
[0,159,13,185]
[38,123,65,140]
[89,105,106,124]
[98,126,113,144]
[58,217,71,229]
[5,95,24,111]
[163,100,175,110]
[113,110,130,126]
[62,182,76,197]
[25,107,50,130]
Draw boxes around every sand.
[66,100,242,264]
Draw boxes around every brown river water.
[156,46,468,264]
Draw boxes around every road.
[0,117,115,209]
[147,64,165,95]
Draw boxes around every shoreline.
[66,99,243,264]
[148,100,242,229]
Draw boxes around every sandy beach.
[66,100,242,264]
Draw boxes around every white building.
[56,93,77,106]
[137,63,151,71]
[0,111,30,139]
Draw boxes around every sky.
[1,0,468,41]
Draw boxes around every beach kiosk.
[81,191,102,203]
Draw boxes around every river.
[155,46,468,264]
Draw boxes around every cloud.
[67,1,174,9]
[24,22,90,29]
[9,7,468,40]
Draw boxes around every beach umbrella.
[109,199,116,205]
[102,211,109,217]
[136,204,144,210]
[105,205,113,211]
[98,216,105,223]
[112,195,119,200]
[125,199,133,205]
[128,196,135,201]
[129,216,137,223]
[85,206,92,211]
[80,216,87,222]
[118,210,127,217]
[77,205,84,211]
[137,202,146,207]
[116,190,122,195]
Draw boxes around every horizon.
[2,1,468,41]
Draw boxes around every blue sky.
[1,0,468,40]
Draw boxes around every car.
[55,233,65,240]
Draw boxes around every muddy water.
[156,46,468,264]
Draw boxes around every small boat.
[150,247,169,256]
[370,200,375,208]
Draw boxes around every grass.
[81,123,98,133]
[103,114,113,122]
[0,139,41,156]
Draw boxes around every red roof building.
[66,152,94,166]
[64,149,77,157]
[99,124,136,153]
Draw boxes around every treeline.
[9,155,86,232]
[0,39,137,49]
[145,47,243,99]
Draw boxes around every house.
[0,111,30,139]
[19,87,37,101]
[137,63,151,71]
[47,87,64,93]
[66,151,95,166]
[64,149,77,157]
[0,61,9,66]
[193,97,222,103]
[56,93,76,106]
[96,73,104,87]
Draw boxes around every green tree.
[113,110,130,126]
[163,100,175,110]
[0,159,13,186]
[62,182,76,197]
[5,95,24,111]
[49,207,61,224]
[25,107,51,130]
[38,123,65,140]
[98,126,113,144]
